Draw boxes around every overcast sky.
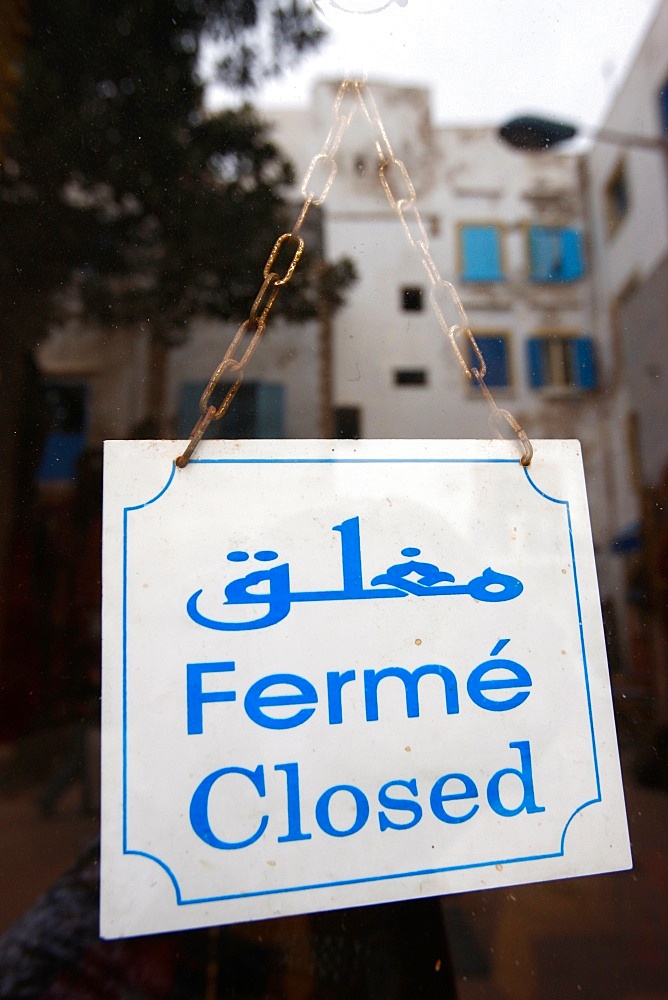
[207,0,662,133]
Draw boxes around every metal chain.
[175,81,356,468]
[356,84,532,466]
[176,80,532,468]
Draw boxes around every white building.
[584,0,668,697]
[269,82,599,447]
[586,0,668,499]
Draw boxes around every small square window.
[394,369,427,386]
[334,406,361,439]
[401,286,423,311]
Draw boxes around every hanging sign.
[100,438,630,939]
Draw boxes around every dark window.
[394,369,427,386]
[527,335,597,389]
[179,382,284,439]
[334,406,360,438]
[401,286,423,311]
[659,80,668,133]
[36,383,87,482]
[469,336,510,388]
[605,162,630,235]
[43,383,86,434]
[528,226,585,282]
[460,224,504,281]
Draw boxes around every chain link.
[176,80,532,468]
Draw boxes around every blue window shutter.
[527,337,546,388]
[36,383,88,483]
[660,83,668,133]
[36,431,87,482]
[474,336,509,387]
[461,225,503,281]
[561,229,585,280]
[180,382,281,437]
[529,227,553,282]
[255,383,284,438]
[530,226,584,282]
[573,337,597,389]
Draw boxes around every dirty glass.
[1,0,667,997]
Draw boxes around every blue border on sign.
[120,455,601,905]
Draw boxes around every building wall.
[588,4,668,496]
[620,254,668,487]
[586,0,668,494]
[271,80,603,505]
[584,0,668,680]
[587,0,668,308]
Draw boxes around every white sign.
[101,439,630,939]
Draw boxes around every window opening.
[334,406,361,438]
[626,410,643,491]
[401,286,423,311]
[527,334,597,390]
[178,382,284,439]
[528,226,585,283]
[459,224,504,282]
[605,161,630,235]
[659,79,668,133]
[469,335,510,388]
[394,369,428,386]
[36,382,88,483]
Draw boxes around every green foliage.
[0,0,347,346]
